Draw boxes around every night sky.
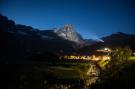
[0,0,135,39]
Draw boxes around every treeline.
[90,46,135,89]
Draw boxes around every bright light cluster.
[61,55,110,61]
[96,47,111,52]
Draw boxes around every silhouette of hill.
[78,32,135,54]
[0,14,78,63]
[1,14,135,63]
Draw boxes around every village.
[60,48,111,61]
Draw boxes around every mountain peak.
[63,24,74,32]
[57,24,74,33]
[56,24,83,43]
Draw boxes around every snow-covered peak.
[55,24,84,43]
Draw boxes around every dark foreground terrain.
[91,61,135,89]
[0,60,135,89]
[0,60,99,89]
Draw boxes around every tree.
[107,46,132,68]
[91,47,134,89]
[103,46,132,79]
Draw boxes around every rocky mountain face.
[55,24,84,43]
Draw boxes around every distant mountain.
[102,32,135,50]
[2,14,134,62]
[1,14,104,63]
[84,39,103,46]
[78,32,135,54]
[102,32,135,41]
[0,14,79,63]
[55,24,84,43]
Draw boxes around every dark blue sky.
[0,0,135,39]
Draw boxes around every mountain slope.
[78,32,135,54]
[102,32,135,50]
[0,14,78,63]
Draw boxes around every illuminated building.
[60,47,111,61]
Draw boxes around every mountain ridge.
[78,32,135,54]
[1,14,135,63]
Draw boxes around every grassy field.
[18,61,94,89]
[43,62,91,80]
[129,56,135,61]
[45,66,83,79]
[20,61,91,80]
[37,56,135,80]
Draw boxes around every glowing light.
[104,48,111,51]
[133,53,135,56]
[96,47,111,52]
[98,39,104,42]
[104,48,108,50]
[62,55,110,61]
